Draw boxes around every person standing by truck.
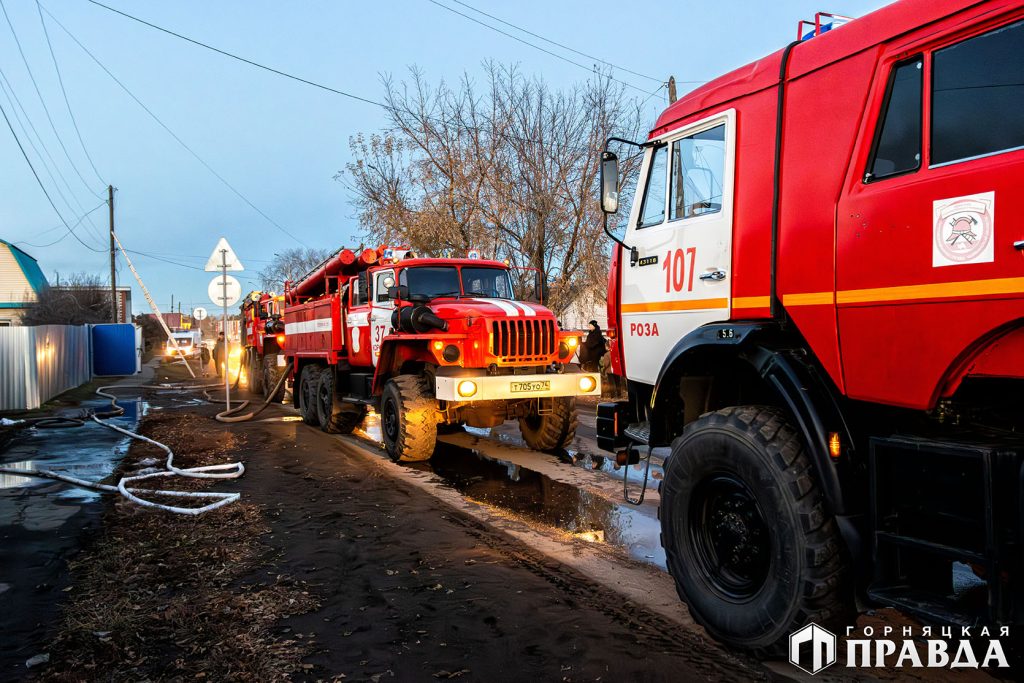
[212,333,224,378]
[200,342,211,377]
[579,320,605,371]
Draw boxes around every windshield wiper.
[431,290,463,299]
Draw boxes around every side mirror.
[388,285,409,300]
[600,151,619,214]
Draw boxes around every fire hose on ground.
[0,355,293,514]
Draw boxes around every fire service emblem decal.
[933,191,994,267]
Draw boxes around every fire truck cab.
[598,0,1024,653]
[284,248,599,462]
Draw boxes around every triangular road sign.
[204,237,245,272]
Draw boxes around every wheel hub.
[690,474,771,600]
[382,397,399,443]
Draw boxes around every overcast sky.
[0,0,883,315]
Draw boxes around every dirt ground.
[5,363,762,682]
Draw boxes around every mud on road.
[5,367,763,682]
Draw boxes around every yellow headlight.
[578,375,597,393]
[566,336,579,349]
[457,380,478,398]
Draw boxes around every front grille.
[491,318,556,362]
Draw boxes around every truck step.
[867,585,978,627]
[340,395,375,406]
[624,421,651,445]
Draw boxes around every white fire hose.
[0,382,250,515]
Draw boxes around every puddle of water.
[0,398,146,503]
[469,422,667,488]
[410,444,666,569]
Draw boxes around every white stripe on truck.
[471,298,521,316]
[285,318,333,334]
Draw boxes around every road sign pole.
[221,248,230,409]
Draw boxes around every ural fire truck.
[596,0,1024,653]
[281,247,598,462]
[240,291,286,400]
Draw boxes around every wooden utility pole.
[668,76,678,104]
[108,185,117,323]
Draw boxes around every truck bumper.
[435,371,601,402]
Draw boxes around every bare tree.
[21,272,111,326]
[256,247,332,292]
[339,63,645,316]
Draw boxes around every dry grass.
[39,410,319,681]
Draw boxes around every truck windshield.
[402,267,462,299]
[461,267,514,299]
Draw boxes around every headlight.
[566,336,579,349]
[578,376,597,393]
[457,380,478,398]
[558,342,569,359]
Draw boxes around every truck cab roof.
[652,0,979,138]
[379,258,509,270]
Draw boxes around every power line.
[34,0,105,186]
[125,249,204,271]
[78,1,609,151]
[84,0,382,106]
[0,0,102,198]
[41,4,310,248]
[16,201,106,248]
[425,0,651,94]
[0,97,105,253]
[0,67,106,248]
[441,0,695,85]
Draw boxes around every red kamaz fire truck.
[596,0,1024,653]
[240,291,286,400]
[279,246,599,462]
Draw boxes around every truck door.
[369,268,396,366]
[619,110,736,384]
[346,271,373,367]
[837,19,1024,409]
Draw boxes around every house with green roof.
[0,239,48,326]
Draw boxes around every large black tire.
[262,356,285,403]
[518,397,577,451]
[380,375,437,462]
[298,365,322,425]
[248,349,263,395]
[660,406,850,655]
[316,370,366,434]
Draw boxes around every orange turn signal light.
[276,334,285,346]
[828,432,841,459]
[432,340,444,351]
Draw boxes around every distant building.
[146,312,183,329]
[52,284,132,323]
[0,239,47,326]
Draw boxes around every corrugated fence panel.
[0,327,38,411]
[0,325,91,412]
[35,325,91,404]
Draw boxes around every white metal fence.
[0,325,92,411]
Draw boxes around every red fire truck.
[240,291,286,400]
[280,247,599,462]
[596,0,1024,653]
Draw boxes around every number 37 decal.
[662,247,696,293]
